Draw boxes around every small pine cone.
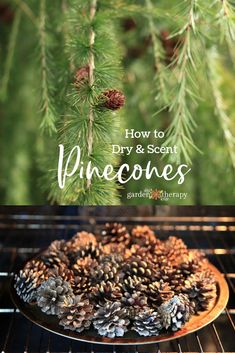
[74,66,89,88]
[158,294,193,331]
[59,295,94,332]
[47,240,66,253]
[65,231,97,253]
[122,256,156,283]
[39,249,69,269]
[99,89,125,111]
[152,240,168,265]
[72,256,97,275]
[90,258,120,284]
[90,281,122,305]
[73,275,93,295]
[146,280,174,308]
[133,307,162,337]
[103,242,126,256]
[183,271,217,312]
[37,277,74,316]
[69,242,103,265]
[121,291,148,319]
[164,236,188,266]
[122,275,147,293]
[47,267,75,287]
[179,251,205,277]
[14,260,48,303]
[131,225,157,248]
[155,265,185,292]
[93,302,130,338]
[101,223,131,246]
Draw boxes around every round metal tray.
[10,262,229,345]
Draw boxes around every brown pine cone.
[64,231,97,255]
[99,90,125,110]
[179,250,206,277]
[14,259,49,303]
[68,242,103,265]
[122,275,147,293]
[74,66,89,88]
[47,267,75,287]
[122,256,156,284]
[121,291,148,319]
[146,280,174,308]
[131,225,157,248]
[101,223,131,246]
[164,236,188,266]
[183,271,217,312]
[155,265,185,292]
[90,281,123,305]
[39,249,69,269]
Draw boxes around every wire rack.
[0,208,235,353]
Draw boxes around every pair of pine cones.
[14,223,217,338]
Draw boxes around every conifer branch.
[38,0,57,135]
[87,0,97,188]
[163,0,201,164]
[0,8,21,101]
[208,48,235,170]
[215,0,235,41]
[145,0,170,109]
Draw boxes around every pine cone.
[131,225,157,248]
[37,277,74,315]
[133,307,162,337]
[90,281,122,305]
[73,275,93,295]
[99,90,125,110]
[47,267,75,287]
[101,223,130,246]
[155,265,185,292]
[68,242,103,265]
[47,240,66,253]
[72,256,97,280]
[74,66,89,88]
[121,291,148,319]
[179,250,206,277]
[183,271,217,312]
[14,260,48,303]
[122,275,146,293]
[59,295,94,332]
[39,249,69,269]
[158,294,193,331]
[122,256,156,284]
[93,302,129,338]
[65,231,97,253]
[90,259,120,284]
[146,280,174,307]
[164,236,188,266]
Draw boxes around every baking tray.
[10,262,229,345]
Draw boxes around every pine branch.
[207,48,235,170]
[145,0,170,109]
[87,0,97,188]
[0,8,21,101]
[214,0,235,41]
[163,0,202,164]
[38,0,57,135]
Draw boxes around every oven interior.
[0,207,234,353]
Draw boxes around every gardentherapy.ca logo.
[126,188,188,201]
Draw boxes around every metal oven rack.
[0,208,235,353]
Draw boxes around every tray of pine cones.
[11,224,229,345]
